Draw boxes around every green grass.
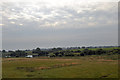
[2,55,118,78]
[25,51,33,54]
[71,47,120,51]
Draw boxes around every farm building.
[26,54,39,58]
[5,56,11,58]
[26,55,33,58]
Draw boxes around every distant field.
[71,47,120,51]
[2,55,118,78]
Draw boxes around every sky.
[0,0,118,50]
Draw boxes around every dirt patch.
[96,59,118,64]
[3,58,75,63]
[16,67,35,72]
[35,66,53,70]
[3,58,29,62]
[35,58,74,61]
[97,59,116,62]
[34,62,80,70]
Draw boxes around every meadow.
[2,55,118,78]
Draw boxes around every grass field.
[71,47,120,51]
[2,55,118,78]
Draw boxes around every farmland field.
[2,55,119,78]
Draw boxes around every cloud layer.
[1,1,118,50]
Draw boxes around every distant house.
[5,56,11,58]
[26,55,33,58]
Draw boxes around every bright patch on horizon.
[10,21,15,24]
[19,24,23,26]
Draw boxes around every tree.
[32,47,41,53]
[95,49,106,55]
[58,54,62,57]
[52,48,56,51]
[2,50,6,53]
[48,53,56,57]
[8,50,14,53]
[54,52,59,56]
[51,47,62,51]
[57,47,62,50]
[10,52,16,57]
[82,46,85,49]
[80,53,84,56]
[78,47,80,49]
[36,47,41,52]
[15,50,27,57]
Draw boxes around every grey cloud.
[1,2,118,50]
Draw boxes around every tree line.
[1,47,120,58]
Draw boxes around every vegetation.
[2,46,120,58]
[2,46,119,78]
[2,55,118,78]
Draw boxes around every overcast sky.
[0,0,118,50]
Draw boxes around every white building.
[26,55,33,58]
[5,56,11,58]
